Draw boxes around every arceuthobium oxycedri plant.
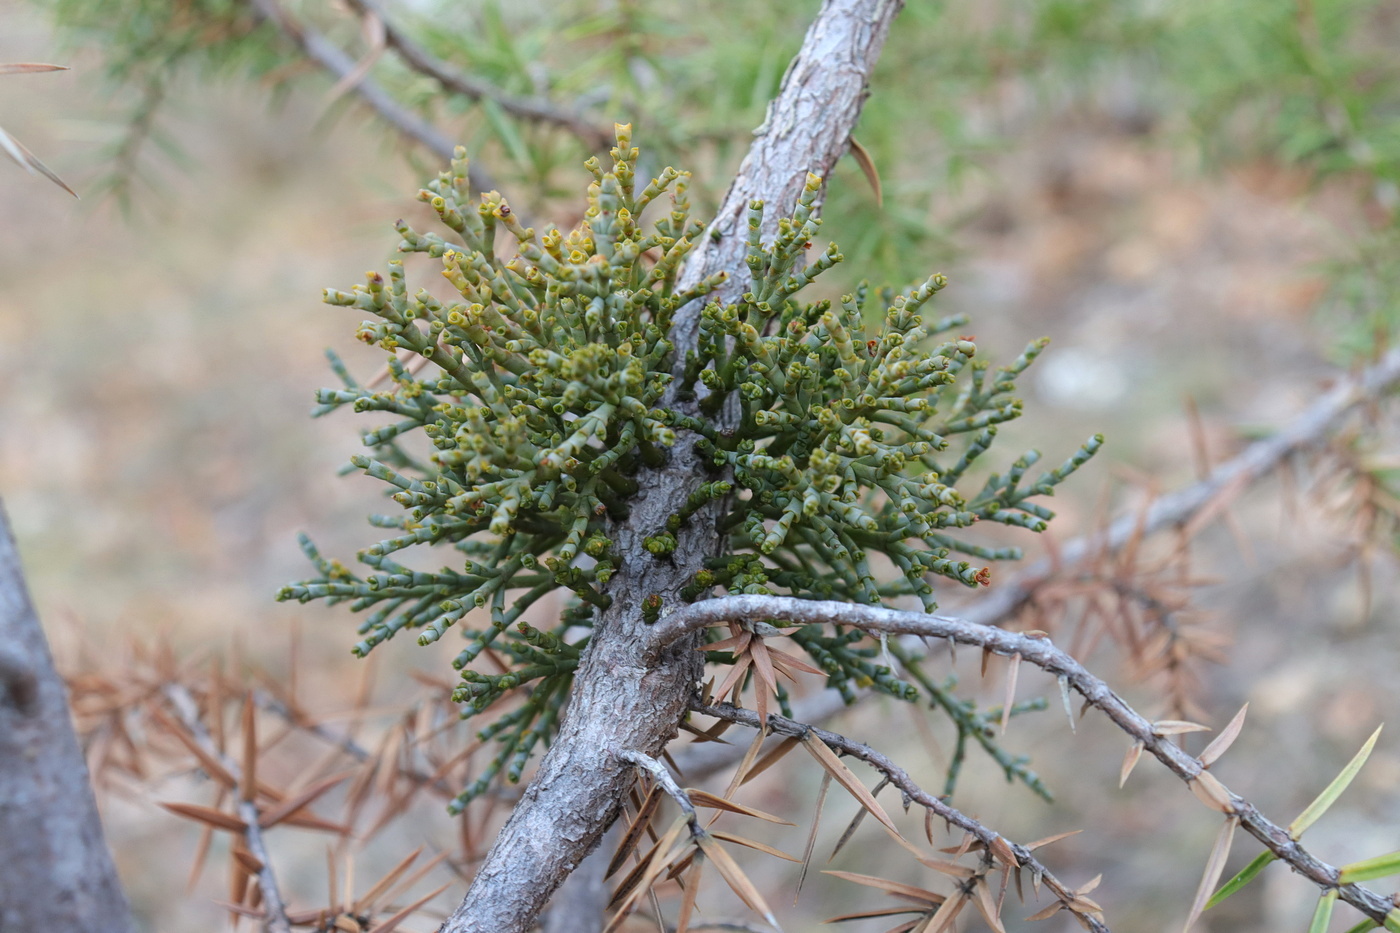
[280,124,1101,810]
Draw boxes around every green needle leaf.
[1206,849,1276,910]
[1308,891,1336,933]
[1339,849,1400,884]
[481,98,532,172]
[1290,724,1383,838]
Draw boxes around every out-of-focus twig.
[252,687,459,799]
[164,684,294,933]
[243,0,498,194]
[961,346,1400,628]
[343,0,614,151]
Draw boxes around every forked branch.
[657,595,1398,927]
[691,699,1110,933]
[243,0,498,193]
[343,0,615,151]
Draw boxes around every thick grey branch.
[691,700,1110,933]
[0,502,136,933]
[659,595,1398,927]
[541,828,618,933]
[671,0,905,320]
[344,0,615,151]
[438,3,905,931]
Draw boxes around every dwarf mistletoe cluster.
[280,126,1100,809]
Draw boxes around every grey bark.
[0,502,136,933]
[540,826,618,933]
[439,2,905,930]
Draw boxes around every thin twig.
[691,699,1109,932]
[101,75,166,206]
[619,750,702,837]
[164,684,294,933]
[672,688,853,782]
[959,346,1400,628]
[243,0,498,194]
[343,0,614,151]
[252,688,458,799]
[659,596,1396,927]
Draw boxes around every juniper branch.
[692,699,1111,933]
[678,347,1400,783]
[961,345,1400,628]
[657,595,1399,927]
[164,684,294,933]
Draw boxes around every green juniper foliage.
[280,125,1100,810]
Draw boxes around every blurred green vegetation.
[36,0,1400,356]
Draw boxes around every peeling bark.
[438,2,905,930]
[0,503,135,933]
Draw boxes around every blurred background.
[4,0,1400,930]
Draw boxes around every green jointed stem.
[283,127,1099,809]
